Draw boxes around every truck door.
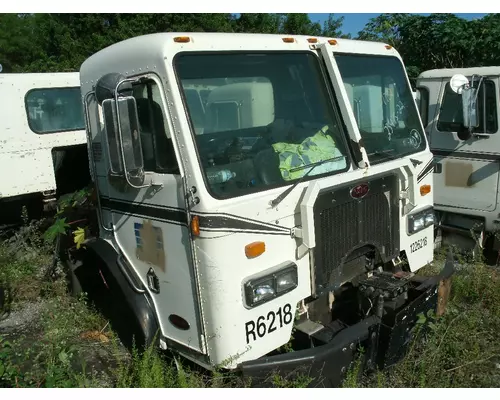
[94,75,205,353]
[427,76,500,212]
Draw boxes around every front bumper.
[238,255,456,388]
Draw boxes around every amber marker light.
[245,241,266,259]
[420,184,431,196]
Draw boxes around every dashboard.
[194,124,305,197]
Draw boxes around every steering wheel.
[253,148,284,186]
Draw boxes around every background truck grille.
[313,174,400,291]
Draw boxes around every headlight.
[408,207,434,235]
[244,264,298,308]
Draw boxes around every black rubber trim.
[432,149,500,162]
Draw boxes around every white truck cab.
[417,67,500,255]
[66,32,455,387]
[0,72,90,225]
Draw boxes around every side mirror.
[449,74,479,141]
[461,87,479,129]
[102,96,145,186]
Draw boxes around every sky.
[308,13,489,37]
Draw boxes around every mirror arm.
[114,77,150,189]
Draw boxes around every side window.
[25,87,85,134]
[132,79,179,174]
[416,87,429,128]
[437,81,498,134]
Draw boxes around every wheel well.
[80,239,161,351]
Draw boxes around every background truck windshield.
[175,52,351,199]
[334,54,426,164]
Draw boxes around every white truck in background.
[0,71,91,227]
[416,67,500,260]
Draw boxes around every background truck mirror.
[462,87,479,130]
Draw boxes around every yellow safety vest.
[272,125,342,181]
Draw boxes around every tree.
[280,13,321,36]
[321,14,351,39]
[356,13,410,47]
[0,14,37,72]
[356,13,500,84]
[234,13,282,34]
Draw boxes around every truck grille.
[313,174,400,291]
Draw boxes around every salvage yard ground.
[1,216,499,388]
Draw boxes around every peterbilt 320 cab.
[64,32,454,386]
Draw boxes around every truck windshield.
[334,54,426,164]
[175,52,351,199]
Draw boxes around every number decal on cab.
[410,237,427,253]
[245,304,293,344]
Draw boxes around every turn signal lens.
[191,215,200,236]
[420,184,431,196]
[245,241,266,259]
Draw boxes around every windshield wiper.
[369,150,422,166]
[270,155,345,208]
[369,150,398,160]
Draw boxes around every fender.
[85,238,160,350]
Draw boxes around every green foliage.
[43,186,93,248]
[114,339,205,388]
[0,337,17,386]
[3,13,500,92]
[233,13,283,34]
[44,218,70,244]
[270,373,313,388]
[0,219,53,305]
[0,13,348,74]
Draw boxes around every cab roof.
[418,66,500,79]
[80,32,398,85]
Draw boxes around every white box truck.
[0,72,91,228]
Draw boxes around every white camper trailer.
[59,32,455,387]
[416,67,500,257]
[0,72,91,226]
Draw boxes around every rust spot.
[445,161,473,187]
